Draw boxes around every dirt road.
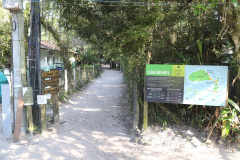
[0,68,239,160]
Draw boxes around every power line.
[83,0,191,5]
[26,0,226,6]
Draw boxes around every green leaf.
[232,109,237,118]
[223,117,231,121]
[188,104,194,109]
[221,108,230,115]
[226,121,231,137]
[230,0,239,7]
[201,6,207,11]
[228,99,240,112]
[219,116,232,121]
[173,50,187,64]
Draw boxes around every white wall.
[40,50,63,71]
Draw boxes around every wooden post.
[26,105,34,135]
[142,70,149,132]
[84,67,86,82]
[13,89,24,142]
[222,70,229,141]
[87,67,91,80]
[86,67,89,80]
[40,104,47,131]
[64,69,68,94]
[79,67,81,85]
[142,101,149,133]
[52,93,59,123]
[73,68,76,89]
[41,70,60,126]
[142,53,151,133]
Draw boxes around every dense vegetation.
[1,0,239,142]
[0,2,11,69]
[48,0,240,142]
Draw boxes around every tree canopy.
[1,0,239,139]
[47,0,240,138]
[0,2,11,68]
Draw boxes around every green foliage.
[43,0,240,138]
[219,99,240,138]
[230,0,239,7]
[0,4,12,67]
[59,91,69,102]
[162,121,168,130]
[79,49,100,66]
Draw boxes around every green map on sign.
[183,65,228,106]
[188,69,219,92]
[145,64,228,106]
[188,70,211,81]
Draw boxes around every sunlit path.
[0,68,239,160]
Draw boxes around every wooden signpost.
[43,86,60,95]
[22,87,34,135]
[41,70,60,79]
[37,95,47,131]
[41,70,60,128]
[42,78,59,88]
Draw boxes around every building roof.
[41,40,60,51]
[41,40,77,54]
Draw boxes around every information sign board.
[41,70,60,95]
[46,94,51,99]
[37,95,47,105]
[41,70,60,79]
[145,65,228,106]
[43,86,59,95]
[22,87,33,105]
[42,78,59,88]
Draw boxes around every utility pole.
[2,0,27,132]
[28,0,41,125]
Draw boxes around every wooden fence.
[59,64,101,94]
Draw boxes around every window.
[47,57,51,65]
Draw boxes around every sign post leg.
[222,69,229,141]
[142,70,148,133]
[142,101,148,133]
[26,105,34,135]
[52,93,59,123]
[40,104,47,131]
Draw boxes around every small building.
[40,41,77,71]
[41,40,64,71]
